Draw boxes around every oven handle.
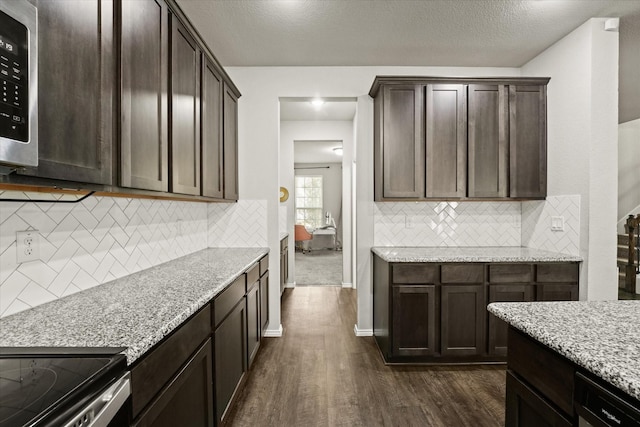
[62,372,131,427]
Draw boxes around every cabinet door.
[425,84,466,198]
[170,16,200,196]
[440,284,484,357]
[121,0,169,192]
[260,271,269,334]
[201,57,223,198]
[18,0,114,185]
[223,83,238,200]
[468,84,508,198]
[214,299,246,425]
[246,282,260,368]
[134,340,214,427]
[391,285,438,357]
[505,371,572,427]
[488,284,534,356]
[380,84,425,199]
[536,284,578,301]
[509,85,547,198]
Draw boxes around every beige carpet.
[295,249,342,286]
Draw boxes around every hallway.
[227,287,506,426]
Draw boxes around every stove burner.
[0,367,58,424]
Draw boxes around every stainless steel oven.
[0,0,38,170]
[575,372,640,427]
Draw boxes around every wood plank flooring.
[227,286,506,426]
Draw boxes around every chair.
[294,224,313,253]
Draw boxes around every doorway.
[279,97,356,288]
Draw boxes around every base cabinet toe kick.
[372,254,579,364]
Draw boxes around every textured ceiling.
[177,0,640,67]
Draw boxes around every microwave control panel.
[0,10,29,143]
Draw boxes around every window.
[295,176,323,229]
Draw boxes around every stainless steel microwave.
[0,0,38,169]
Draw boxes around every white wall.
[618,118,640,230]
[280,120,354,286]
[227,66,521,334]
[521,18,619,300]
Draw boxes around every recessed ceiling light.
[333,147,343,155]
[311,98,325,108]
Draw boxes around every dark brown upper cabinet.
[370,76,549,201]
[18,0,114,185]
[201,57,224,199]
[426,84,466,198]
[120,0,169,192]
[468,84,509,198]
[374,84,425,200]
[509,85,547,198]
[170,15,201,196]
[223,83,239,201]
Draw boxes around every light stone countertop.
[280,232,289,241]
[372,246,582,263]
[0,248,268,365]
[488,301,640,401]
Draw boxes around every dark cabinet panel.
[537,283,578,301]
[223,83,238,200]
[170,16,200,196]
[509,85,547,198]
[214,299,246,425]
[19,0,114,185]
[201,57,223,198]
[121,0,169,192]
[380,84,425,199]
[468,84,508,198]
[279,238,288,296]
[440,284,484,357]
[260,271,269,334]
[488,284,535,356]
[246,282,260,368]
[505,371,573,427]
[134,340,214,427]
[391,285,439,356]
[425,84,467,198]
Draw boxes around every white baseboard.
[353,324,373,337]
[263,324,283,337]
[341,282,353,288]
[285,281,296,289]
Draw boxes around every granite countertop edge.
[371,246,583,263]
[0,247,269,365]
[487,301,640,401]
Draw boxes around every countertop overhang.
[372,246,583,263]
[488,300,640,401]
[0,248,268,365]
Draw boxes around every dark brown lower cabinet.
[214,299,247,425]
[505,372,572,427]
[391,285,439,357]
[246,281,261,368]
[260,271,269,334]
[488,284,535,356]
[134,340,214,427]
[440,284,484,357]
[537,283,578,301]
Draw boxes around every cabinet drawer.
[489,264,533,283]
[131,305,211,418]
[441,264,484,283]
[536,263,578,283]
[392,264,439,284]
[214,275,246,328]
[259,255,269,276]
[246,263,259,291]
[508,328,574,416]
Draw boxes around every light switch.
[551,216,564,232]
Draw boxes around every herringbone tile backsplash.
[0,192,267,317]
[522,195,580,255]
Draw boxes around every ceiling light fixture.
[311,98,325,109]
[333,147,343,155]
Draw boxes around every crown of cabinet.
[371,76,550,201]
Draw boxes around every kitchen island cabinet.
[489,300,640,427]
[372,247,581,364]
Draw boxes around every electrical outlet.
[16,230,40,263]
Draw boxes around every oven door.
[575,372,640,427]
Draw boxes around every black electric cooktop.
[0,348,127,427]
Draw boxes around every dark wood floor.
[227,286,506,426]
